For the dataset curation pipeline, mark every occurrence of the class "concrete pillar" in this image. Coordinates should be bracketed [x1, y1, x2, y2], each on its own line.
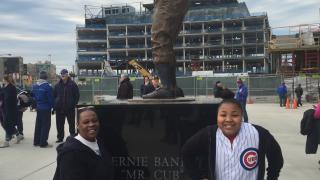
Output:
[203, 48, 205, 59]
[75, 63, 79, 76]
[243, 60, 246, 73]
[222, 61, 225, 72]
[107, 51, 110, 60]
[242, 46, 245, 59]
[222, 33, 225, 45]
[222, 48, 225, 58]
[183, 62, 186, 75]
[242, 20, 245, 30]
[203, 61, 205, 71]
[183, 23, 186, 46]
[125, 26, 128, 48]
[242, 32, 245, 44]
[202, 22, 205, 33]
[145, 25, 147, 35]
[145, 32, 147, 47]
[106, 26, 109, 48]
[202, 34, 205, 46]
[222, 21, 224, 31]
[145, 49, 148, 60]
[264, 58, 268, 73]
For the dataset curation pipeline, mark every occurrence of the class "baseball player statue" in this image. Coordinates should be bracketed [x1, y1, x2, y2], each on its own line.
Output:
[182, 99, 284, 180]
[142, 0, 188, 99]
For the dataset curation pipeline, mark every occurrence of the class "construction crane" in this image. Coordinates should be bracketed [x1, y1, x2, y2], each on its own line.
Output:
[128, 59, 153, 79]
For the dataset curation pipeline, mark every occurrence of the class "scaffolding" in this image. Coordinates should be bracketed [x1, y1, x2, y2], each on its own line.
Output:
[268, 23, 320, 74]
[77, 1, 269, 76]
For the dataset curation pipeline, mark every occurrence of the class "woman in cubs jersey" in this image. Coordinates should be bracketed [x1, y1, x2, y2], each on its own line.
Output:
[182, 99, 283, 180]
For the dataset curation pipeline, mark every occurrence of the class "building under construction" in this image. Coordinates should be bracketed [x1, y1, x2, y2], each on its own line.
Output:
[0, 56, 23, 83]
[268, 23, 320, 74]
[76, 0, 270, 76]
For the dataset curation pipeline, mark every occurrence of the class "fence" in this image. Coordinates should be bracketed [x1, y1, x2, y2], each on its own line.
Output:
[282, 74, 320, 102]
[77, 75, 282, 104]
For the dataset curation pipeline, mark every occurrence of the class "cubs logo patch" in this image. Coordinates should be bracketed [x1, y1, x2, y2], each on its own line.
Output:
[240, 148, 258, 171]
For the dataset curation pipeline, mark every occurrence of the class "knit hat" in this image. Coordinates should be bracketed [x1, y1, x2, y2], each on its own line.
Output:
[60, 69, 68, 75]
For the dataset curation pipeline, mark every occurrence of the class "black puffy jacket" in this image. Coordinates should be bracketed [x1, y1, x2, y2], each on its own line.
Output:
[116, 78, 133, 100]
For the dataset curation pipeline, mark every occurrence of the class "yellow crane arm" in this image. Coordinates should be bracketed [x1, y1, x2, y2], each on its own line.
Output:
[128, 59, 153, 79]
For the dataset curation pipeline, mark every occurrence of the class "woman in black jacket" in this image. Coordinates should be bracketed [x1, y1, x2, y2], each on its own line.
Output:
[0, 74, 18, 148]
[300, 108, 320, 166]
[182, 99, 283, 180]
[117, 74, 133, 100]
[53, 107, 114, 180]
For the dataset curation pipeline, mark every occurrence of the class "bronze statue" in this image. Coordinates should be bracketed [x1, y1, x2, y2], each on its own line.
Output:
[143, 0, 189, 99]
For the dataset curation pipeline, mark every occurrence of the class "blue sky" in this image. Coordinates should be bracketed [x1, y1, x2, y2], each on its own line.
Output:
[0, 0, 319, 71]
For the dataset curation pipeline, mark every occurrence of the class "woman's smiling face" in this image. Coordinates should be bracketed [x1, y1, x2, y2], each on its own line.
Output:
[217, 102, 243, 137]
[77, 110, 100, 142]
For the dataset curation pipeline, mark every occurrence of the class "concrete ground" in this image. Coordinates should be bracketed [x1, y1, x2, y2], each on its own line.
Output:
[0, 103, 319, 180]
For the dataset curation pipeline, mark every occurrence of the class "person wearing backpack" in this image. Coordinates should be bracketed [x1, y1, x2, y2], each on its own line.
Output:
[15, 89, 32, 141]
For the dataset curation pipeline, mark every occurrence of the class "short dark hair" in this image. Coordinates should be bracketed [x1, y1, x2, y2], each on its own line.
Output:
[77, 106, 98, 123]
[218, 98, 243, 115]
[39, 71, 48, 80]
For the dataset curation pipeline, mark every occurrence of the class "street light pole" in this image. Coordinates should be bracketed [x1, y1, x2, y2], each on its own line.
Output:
[48, 54, 52, 63]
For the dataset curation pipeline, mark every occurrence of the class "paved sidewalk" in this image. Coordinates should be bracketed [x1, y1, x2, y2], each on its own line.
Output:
[0, 104, 319, 180]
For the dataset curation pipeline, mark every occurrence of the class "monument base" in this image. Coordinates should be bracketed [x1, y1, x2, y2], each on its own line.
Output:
[128, 97, 196, 103]
[78, 96, 221, 180]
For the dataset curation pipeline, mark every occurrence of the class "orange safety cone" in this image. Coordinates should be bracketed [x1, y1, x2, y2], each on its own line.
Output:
[285, 98, 291, 109]
[292, 99, 297, 109]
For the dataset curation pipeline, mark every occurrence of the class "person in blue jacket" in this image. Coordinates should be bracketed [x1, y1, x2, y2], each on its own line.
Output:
[277, 83, 287, 107]
[235, 78, 248, 122]
[32, 71, 54, 148]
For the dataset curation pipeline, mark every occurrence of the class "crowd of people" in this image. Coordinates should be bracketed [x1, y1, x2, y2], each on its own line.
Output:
[1, 71, 319, 179]
[0, 69, 79, 148]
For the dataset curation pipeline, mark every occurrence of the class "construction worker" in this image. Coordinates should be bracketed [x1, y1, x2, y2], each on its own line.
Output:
[295, 84, 303, 107]
[277, 83, 287, 107]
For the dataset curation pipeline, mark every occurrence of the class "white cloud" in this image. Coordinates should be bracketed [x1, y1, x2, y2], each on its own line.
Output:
[0, 32, 74, 42]
[0, 0, 319, 66]
[245, 0, 320, 27]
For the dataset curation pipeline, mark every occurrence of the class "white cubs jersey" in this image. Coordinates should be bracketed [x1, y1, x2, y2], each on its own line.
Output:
[215, 122, 259, 180]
